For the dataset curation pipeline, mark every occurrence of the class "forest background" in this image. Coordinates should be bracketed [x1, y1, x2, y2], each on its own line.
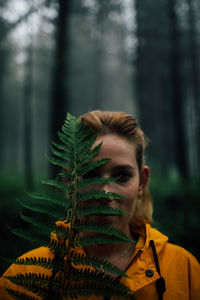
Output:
[0, 0, 200, 275]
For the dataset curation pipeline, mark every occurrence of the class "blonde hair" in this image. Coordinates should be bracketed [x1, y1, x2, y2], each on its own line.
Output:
[79, 110, 153, 228]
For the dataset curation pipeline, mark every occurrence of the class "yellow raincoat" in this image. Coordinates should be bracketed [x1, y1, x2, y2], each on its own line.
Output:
[0, 223, 200, 299]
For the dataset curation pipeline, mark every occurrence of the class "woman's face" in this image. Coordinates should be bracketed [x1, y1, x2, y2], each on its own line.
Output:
[84, 134, 149, 238]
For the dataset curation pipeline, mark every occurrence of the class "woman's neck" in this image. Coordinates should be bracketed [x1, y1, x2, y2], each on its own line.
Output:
[84, 241, 135, 260]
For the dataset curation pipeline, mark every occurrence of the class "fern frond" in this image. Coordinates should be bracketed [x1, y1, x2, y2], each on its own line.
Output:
[5, 273, 60, 298]
[18, 199, 65, 219]
[50, 145, 71, 161]
[51, 141, 68, 152]
[57, 131, 74, 149]
[76, 135, 97, 157]
[75, 234, 130, 247]
[77, 176, 120, 189]
[63, 282, 135, 299]
[19, 212, 70, 242]
[58, 169, 73, 183]
[79, 141, 102, 166]
[19, 212, 53, 234]
[40, 178, 69, 193]
[45, 154, 66, 168]
[70, 252, 128, 278]
[68, 267, 132, 293]
[75, 204, 129, 217]
[15, 257, 54, 270]
[6, 113, 136, 300]
[47, 238, 67, 255]
[74, 221, 135, 243]
[25, 191, 67, 209]
[53, 223, 70, 240]
[77, 190, 125, 203]
[7, 226, 51, 247]
[77, 159, 111, 177]
[5, 288, 39, 300]
[14, 257, 65, 273]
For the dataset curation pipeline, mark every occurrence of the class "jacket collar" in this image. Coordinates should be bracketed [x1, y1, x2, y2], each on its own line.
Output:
[133, 223, 168, 253]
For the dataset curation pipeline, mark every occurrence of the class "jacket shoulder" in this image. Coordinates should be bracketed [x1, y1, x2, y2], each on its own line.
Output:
[164, 242, 199, 264]
[0, 246, 54, 300]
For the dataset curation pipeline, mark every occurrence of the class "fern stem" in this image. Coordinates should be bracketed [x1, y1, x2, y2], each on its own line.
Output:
[59, 123, 78, 300]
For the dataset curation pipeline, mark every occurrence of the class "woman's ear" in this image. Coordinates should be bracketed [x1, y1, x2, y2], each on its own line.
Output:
[137, 166, 149, 196]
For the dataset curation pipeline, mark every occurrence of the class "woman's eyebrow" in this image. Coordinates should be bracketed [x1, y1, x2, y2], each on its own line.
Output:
[113, 165, 135, 172]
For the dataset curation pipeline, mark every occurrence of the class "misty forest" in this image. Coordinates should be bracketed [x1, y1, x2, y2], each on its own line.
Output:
[0, 0, 200, 274]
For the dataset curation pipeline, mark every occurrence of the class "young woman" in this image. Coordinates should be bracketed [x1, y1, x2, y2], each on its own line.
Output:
[0, 110, 200, 299]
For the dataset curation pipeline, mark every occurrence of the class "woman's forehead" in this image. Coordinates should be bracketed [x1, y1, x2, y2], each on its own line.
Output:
[93, 134, 137, 164]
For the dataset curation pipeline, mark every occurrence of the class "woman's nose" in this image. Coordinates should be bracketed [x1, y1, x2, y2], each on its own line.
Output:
[98, 182, 114, 201]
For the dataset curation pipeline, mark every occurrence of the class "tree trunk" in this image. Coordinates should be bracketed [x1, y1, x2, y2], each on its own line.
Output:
[169, 0, 188, 179]
[50, 0, 70, 177]
[187, 0, 200, 178]
[23, 39, 34, 190]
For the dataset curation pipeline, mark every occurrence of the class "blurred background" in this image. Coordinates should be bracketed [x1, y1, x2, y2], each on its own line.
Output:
[0, 0, 200, 274]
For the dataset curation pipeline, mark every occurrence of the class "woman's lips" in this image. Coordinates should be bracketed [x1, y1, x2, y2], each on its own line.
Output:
[90, 214, 117, 220]
[93, 214, 114, 216]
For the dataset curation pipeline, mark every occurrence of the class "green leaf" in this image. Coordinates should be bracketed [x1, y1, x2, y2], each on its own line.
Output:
[14, 257, 64, 273]
[25, 191, 67, 209]
[70, 252, 128, 278]
[45, 155, 69, 169]
[7, 225, 51, 247]
[18, 199, 65, 219]
[78, 159, 111, 177]
[77, 176, 120, 189]
[77, 190, 125, 203]
[5, 113, 136, 300]
[75, 234, 130, 247]
[79, 141, 102, 166]
[40, 179, 69, 193]
[75, 204, 129, 217]
[19, 211, 53, 234]
[74, 221, 135, 243]
[5, 289, 38, 300]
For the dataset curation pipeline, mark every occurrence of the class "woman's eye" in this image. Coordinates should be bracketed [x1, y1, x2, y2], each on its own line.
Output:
[117, 173, 132, 183]
[82, 170, 97, 179]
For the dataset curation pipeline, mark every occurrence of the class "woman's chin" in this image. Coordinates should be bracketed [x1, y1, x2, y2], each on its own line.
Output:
[88, 214, 117, 223]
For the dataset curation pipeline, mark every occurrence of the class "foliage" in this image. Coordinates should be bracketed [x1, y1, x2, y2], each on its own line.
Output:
[3, 113, 136, 299]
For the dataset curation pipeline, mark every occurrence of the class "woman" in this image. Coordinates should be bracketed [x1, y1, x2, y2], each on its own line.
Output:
[0, 110, 200, 299]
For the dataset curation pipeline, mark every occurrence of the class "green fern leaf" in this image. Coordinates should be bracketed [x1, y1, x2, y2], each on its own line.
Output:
[7, 225, 51, 247]
[77, 176, 120, 189]
[74, 221, 135, 243]
[75, 204, 129, 217]
[76, 134, 97, 157]
[75, 234, 130, 247]
[50, 145, 73, 165]
[5, 288, 39, 300]
[63, 282, 135, 299]
[40, 178, 69, 193]
[77, 159, 111, 177]
[77, 190, 125, 203]
[18, 199, 65, 219]
[51, 141, 68, 152]
[68, 267, 133, 295]
[25, 192, 67, 209]
[19, 212, 53, 233]
[79, 141, 102, 166]
[70, 251, 128, 278]
[5, 273, 60, 298]
[5, 113, 136, 299]
[14, 257, 65, 273]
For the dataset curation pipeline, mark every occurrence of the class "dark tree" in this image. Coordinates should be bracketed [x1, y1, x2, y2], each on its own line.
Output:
[49, 0, 71, 176]
[168, 0, 188, 178]
[186, 0, 200, 176]
[23, 37, 34, 190]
